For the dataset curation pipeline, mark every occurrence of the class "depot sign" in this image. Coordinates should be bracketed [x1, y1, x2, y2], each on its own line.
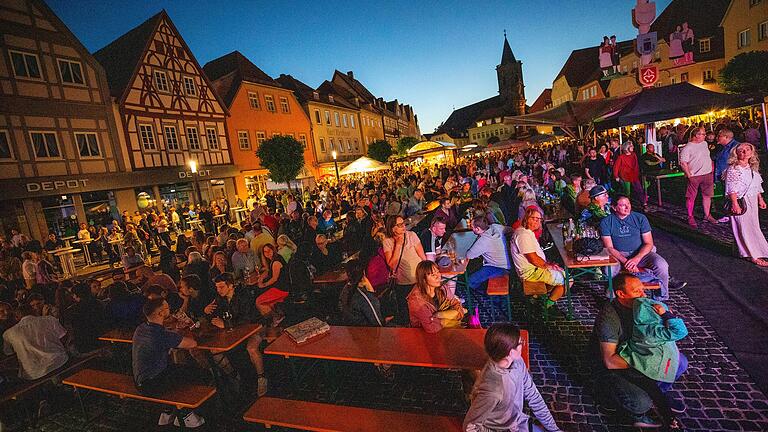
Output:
[26, 179, 90, 192]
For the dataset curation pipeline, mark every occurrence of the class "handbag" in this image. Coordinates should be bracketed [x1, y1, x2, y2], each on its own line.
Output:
[377, 236, 407, 314]
[573, 237, 604, 258]
[722, 169, 754, 216]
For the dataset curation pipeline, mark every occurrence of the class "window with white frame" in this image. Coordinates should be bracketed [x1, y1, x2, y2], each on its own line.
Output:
[237, 130, 250, 150]
[325, 110, 331, 125]
[9, 50, 41, 79]
[346, 139, 352, 151]
[140, 125, 156, 150]
[272, 133, 279, 138]
[183, 76, 197, 96]
[265, 95, 276, 112]
[319, 138, 326, 152]
[350, 115, 355, 128]
[163, 126, 179, 150]
[699, 38, 711, 53]
[154, 70, 169, 92]
[354, 139, 359, 151]
[299, 134, 307, 147]
[206, 127, 219, 149]
[75, 132, 100, 157]
[186, 127, 200, 150]
[338, 138, 344, 153]
[0, 130, 13, 159]
[279, 96, 290, 113]
[334, 112, 340, 127]
[57, 59, 85, 85]
[739, 29, 751, 48]
[329, 138, 334, 152]
[760, 21, 768, 41]
[314, 110, 321, 124]
[342, 114, 348, 127]
[248, 92, 260, 109]
[257, 131, 267, 145]
[703, 69, 714, 82]
[30, 132, 60, 158]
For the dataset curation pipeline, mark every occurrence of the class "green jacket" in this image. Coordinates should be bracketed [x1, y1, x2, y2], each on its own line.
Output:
[618, 298, 688, 383]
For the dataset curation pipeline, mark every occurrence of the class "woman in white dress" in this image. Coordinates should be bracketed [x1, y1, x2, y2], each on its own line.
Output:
[725, 143, 768, 267]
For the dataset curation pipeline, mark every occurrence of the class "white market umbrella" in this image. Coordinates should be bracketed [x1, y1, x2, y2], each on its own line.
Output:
[338, 156, 390, 176]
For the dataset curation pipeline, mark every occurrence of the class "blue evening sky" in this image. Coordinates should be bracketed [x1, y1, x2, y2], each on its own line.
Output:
[47, 0, 671, 134]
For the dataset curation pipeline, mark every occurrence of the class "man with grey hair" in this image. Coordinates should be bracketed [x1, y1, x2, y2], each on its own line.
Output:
[232, 238, 258, 283]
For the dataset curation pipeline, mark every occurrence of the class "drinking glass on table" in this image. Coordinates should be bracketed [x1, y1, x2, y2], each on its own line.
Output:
[221, 311, 233, 331]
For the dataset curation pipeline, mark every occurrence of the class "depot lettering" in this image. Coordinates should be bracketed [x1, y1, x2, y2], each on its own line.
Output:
[26, 179, 89, 192]
[178, 169, 212, 178]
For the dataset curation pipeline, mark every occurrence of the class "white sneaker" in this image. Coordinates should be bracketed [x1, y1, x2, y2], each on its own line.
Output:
[257, 376, 268, 397]
[158, 412, 174, 426]
[173, 411, 205, 428]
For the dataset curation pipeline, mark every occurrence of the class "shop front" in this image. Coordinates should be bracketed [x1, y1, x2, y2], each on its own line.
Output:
[0, 164, 240, 241]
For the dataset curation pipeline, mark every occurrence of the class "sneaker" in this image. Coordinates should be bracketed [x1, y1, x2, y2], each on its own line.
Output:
[257, 376, 268, 397]
[632, 414, 662, 428]
[158, 412, 174, 426]
[669, 278, 688, 290]
[665, 394, 686, 413]
[173, 411, 205, 428]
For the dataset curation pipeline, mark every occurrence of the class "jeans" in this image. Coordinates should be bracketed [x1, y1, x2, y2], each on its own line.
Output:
[467, 266, 509, 290]
[609, 250, 670, 299]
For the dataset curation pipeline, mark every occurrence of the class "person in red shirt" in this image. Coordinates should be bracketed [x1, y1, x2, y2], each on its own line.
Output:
[613, 141, 647, 208]
[261, 208, 279, 237]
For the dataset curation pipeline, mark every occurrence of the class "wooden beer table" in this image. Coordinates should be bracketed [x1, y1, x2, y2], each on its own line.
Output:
[266, 326, 528, 370]
[546, 223, 618, 319]
[99, 323, 262, 354]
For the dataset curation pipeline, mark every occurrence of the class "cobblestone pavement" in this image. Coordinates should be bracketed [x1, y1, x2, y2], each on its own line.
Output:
[7, 271, 768, 432]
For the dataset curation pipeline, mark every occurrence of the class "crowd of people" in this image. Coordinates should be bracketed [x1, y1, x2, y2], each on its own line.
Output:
[0, 113, 765, 430]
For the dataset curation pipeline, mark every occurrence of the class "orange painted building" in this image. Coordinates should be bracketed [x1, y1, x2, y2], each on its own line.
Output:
[204, 51, 313, 198]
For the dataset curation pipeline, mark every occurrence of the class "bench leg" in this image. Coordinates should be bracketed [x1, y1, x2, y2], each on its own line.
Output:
[564, 267, 573, 320]
[174, 407, 186, 431]
[74, 387, 86, 418]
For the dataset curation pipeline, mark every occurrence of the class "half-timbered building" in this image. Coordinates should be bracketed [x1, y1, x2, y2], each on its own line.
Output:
[94, 10, 237, 209]
[0, 0, 125, 241]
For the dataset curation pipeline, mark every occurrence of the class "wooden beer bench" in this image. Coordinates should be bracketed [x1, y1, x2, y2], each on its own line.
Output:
[486, 274, 511, 321]
[243, 397, 463, 432]
[1, 351, 102, 404]
[63, 369, 216, 429]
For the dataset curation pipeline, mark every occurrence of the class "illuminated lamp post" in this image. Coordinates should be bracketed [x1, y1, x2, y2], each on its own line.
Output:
[331, 150, 340, 183]
[189, 160, 203, 204]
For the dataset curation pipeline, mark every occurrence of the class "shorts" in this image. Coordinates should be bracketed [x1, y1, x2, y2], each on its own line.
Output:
[522, 266, 565, 286]
[686, 174, 714, 199]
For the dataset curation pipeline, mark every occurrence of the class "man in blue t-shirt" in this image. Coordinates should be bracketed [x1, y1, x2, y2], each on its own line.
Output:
[600, 196, 686, 300]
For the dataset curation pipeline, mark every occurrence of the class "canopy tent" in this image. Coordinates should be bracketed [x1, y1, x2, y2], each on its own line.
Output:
[503, 96, 636, 139]
[595, 83, 764, 130]
[338, 156, 390, 176]
[406, 140, 457, 155]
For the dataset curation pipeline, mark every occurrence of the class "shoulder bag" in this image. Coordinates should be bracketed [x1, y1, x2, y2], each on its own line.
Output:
[722, 169, 754, 216]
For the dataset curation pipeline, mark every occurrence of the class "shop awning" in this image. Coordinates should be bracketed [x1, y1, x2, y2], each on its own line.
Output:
[338, 156, 390, 176]
[595, 83, 764, 130]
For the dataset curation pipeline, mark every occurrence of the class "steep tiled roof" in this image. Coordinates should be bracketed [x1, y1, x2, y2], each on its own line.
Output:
[202, 51, 281, 107]
[315, 81, 359, 110]
[275, 74, 315, 102]
[332, 70, 376, 103]
[435, 95, 501, 135]
[93, 11, 163, 98]
[555, 40, 633, 89]
[529, 89, 552, 113]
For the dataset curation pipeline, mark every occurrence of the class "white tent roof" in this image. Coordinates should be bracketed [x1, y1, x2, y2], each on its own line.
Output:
[407, 140, 457, 154]
[338, 156, 390, 176]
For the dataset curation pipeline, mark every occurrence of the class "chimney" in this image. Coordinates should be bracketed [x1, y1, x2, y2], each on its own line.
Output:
[312, 91, 319, 100]
[347, 71, 354, 78]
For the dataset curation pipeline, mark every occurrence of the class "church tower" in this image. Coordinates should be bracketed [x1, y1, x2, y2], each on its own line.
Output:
[496, 32, 526, 115]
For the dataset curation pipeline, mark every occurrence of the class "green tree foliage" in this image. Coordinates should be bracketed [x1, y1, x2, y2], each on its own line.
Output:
[396, 136, 420, 156]
[256, 135, 305, 189]
[367, 140, 393, 162]
[718, 51, 768, 94]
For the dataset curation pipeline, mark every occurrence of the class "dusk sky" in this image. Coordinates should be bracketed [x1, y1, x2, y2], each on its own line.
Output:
[47, 0, 672, 134]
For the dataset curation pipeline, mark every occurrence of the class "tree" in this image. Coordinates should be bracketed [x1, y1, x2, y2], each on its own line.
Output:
[396, 136, 420, 156]
[718, 51, 768, 94]
[367, 140, 393, 162]
[256, 135, 305, 190]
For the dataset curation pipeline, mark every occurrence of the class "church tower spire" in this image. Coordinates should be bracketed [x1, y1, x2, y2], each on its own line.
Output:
[496, 32, 525, 115]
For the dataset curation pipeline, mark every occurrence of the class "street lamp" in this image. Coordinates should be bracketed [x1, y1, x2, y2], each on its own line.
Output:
[188, 160, 203, 205]
[331, 150, 339, 183]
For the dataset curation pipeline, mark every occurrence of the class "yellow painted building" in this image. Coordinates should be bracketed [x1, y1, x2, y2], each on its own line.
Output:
[720, 0, 768, 62]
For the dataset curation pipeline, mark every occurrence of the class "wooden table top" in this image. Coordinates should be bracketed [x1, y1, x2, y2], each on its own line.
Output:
[265, 326, 529, 370]
[438, 260, 468, 277]
[546, 223, 617, 269]
[98, 323, 262, 354]
[54, 248, 81, 256]
[313, 269, 348, 284]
